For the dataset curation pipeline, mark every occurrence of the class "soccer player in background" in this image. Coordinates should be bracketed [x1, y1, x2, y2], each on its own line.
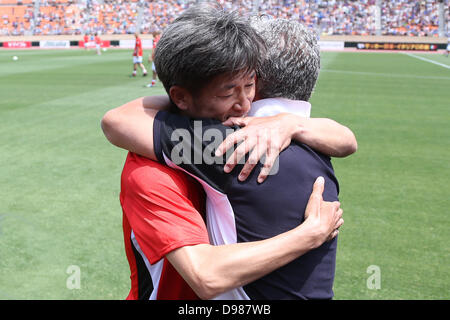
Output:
[94, 33, 102, 56]
[83, 33, 89, 50]
[146, 32, 160, 87]
[132, 33, 147, 77]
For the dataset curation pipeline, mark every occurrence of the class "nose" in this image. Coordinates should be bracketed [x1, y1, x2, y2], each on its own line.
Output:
[233, 91, 252, 116]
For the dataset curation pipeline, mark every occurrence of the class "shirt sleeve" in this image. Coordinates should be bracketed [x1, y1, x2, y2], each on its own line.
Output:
[153, 110, 242, 194]
[121, 156, 210, 264]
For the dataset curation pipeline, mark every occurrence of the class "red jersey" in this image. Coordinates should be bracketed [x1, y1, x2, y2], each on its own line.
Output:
[133, 37, 143, 57]
[120, 152, 209, 300]
[153, 35, 160, 49]
[95, 36, 101, 45]
[84, 35, 88, 42]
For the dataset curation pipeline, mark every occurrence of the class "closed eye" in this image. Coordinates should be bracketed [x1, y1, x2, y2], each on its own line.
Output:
[217, 94, 233, 98]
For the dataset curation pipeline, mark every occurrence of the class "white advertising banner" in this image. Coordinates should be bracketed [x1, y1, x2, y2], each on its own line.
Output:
[318, 41, 345, 51]
[39, 40, 70, 49]
[119, 39, 154, 49]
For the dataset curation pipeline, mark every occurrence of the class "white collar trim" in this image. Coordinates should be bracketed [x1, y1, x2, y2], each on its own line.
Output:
[249, 98, 311, 118]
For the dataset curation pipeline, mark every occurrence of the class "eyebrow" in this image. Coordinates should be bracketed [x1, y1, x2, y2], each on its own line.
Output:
[246, 71, 256, 80]
[223, 84, 237, 90]
[223, 72, 256, 90]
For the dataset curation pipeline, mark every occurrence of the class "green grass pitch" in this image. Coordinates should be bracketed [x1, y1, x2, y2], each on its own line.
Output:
[0, 48, 448, 299]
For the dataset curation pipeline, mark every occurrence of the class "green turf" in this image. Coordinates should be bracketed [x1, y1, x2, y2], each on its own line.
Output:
[0, 49, 448, 299]
[314, 52, 450, 299]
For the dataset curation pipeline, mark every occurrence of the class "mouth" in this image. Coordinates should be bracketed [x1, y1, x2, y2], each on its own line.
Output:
[224, 112, 248, 121]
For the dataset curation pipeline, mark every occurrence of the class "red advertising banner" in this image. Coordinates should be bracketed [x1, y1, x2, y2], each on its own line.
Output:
[3, 41, 32, 48]
[79, 40, 110, 48]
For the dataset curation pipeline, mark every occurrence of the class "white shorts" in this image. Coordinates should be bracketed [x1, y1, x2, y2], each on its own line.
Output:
[133, 56, 143, 64]
[152, 62, 156, 72]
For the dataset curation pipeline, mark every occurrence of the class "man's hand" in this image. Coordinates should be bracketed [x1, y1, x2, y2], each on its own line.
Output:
[215, 113, 358, 184]
[215, 113, 296, 183]
[303, 176, 344, 247]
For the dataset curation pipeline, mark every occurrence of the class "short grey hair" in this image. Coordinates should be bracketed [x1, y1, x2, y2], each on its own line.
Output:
[155, 2, 266, 96]
[250, 17, 320, 102]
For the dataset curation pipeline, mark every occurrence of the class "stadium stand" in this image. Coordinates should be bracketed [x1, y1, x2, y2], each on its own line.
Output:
[0, 0, 448, 37]
[382, 0, 442, 36]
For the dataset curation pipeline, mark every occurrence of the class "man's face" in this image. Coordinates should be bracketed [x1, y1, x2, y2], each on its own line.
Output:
[188, 70, 256, 122]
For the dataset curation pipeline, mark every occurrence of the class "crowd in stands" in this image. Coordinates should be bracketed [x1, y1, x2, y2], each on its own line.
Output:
[0, 0, 447, 37]
[382, 0, 442, 36]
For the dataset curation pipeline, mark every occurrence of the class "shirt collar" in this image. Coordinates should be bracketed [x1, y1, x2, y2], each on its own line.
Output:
[248, 98, 311, 118]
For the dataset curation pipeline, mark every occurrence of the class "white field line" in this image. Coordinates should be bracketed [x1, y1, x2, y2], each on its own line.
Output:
[321, 68, 450, 80]
[403, 52, 450, 70]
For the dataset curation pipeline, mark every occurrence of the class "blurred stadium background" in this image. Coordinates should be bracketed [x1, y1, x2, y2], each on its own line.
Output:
[0, 0, 448, 37]
[0, 0, 449, 300]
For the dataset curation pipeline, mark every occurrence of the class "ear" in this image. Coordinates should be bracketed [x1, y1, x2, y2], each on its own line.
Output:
[169, 86, 193, 111]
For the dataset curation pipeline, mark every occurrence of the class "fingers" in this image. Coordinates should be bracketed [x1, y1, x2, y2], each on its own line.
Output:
[215, 130, 245, 158]
[335, 207, 343, 223]
[221, 117, 250, 127]
[304, 177, 325, 220]
[228, 139, 277, 182]
[217, 127, 280, 182]
[328, 209, 344, 242]
[217, 117, 290, 183]
[328, 222, 343, 241]
[224, 136, 257, 174]
[335, 218, 344, 230]
[238, 142, 267, 181]
[311, 176, 325, 202]
[216, 117, 252, 157]
[256, 145, 279, 183]
[310, 178, 325, 214]
[328, 229, 340, 241]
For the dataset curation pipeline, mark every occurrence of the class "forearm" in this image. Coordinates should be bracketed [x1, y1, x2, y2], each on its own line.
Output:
[101, 97, 158, 160]
[167, 223, 317, 299]
[101, 95, 173, 159]
[142, 95, 172, 111]
[292, 115, 357, 157]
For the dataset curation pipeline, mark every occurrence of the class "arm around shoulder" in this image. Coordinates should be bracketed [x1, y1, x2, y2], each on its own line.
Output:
[292, 115, 358, 157]
[101, 97, 159, 160]
[165, 177, 343, 300]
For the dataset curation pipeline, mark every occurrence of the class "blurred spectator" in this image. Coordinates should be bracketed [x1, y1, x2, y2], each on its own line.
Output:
[381, 0, 442, 37]
[0, 0, 447, 37]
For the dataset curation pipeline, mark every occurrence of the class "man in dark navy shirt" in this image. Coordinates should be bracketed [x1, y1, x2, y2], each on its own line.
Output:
[150, 17, 346, 299]
[102, 5, 354, 299]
